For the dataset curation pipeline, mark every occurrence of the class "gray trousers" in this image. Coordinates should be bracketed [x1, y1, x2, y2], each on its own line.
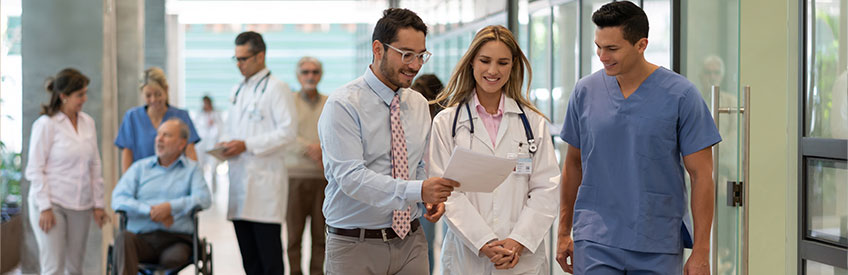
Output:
[113, 230, 193, 275]
[27, 200, 92, 275]
[324, 226, 429, 275]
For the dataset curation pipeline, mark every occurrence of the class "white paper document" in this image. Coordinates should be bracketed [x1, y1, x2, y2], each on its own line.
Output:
[206, 147, 228, 162]
[441, 147, 518, 193]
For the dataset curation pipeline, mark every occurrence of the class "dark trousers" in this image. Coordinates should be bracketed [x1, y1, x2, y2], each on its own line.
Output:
[233, 220, 284, 275]
[114, 230, 192, 275]
[286, 177, 327, 275]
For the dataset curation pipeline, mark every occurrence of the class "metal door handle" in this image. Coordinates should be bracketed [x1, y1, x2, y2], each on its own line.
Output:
[710, 85, 750, 208]
[709, 85, 751, 275]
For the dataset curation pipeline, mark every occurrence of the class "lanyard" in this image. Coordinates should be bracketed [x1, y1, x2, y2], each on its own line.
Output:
[451, 100, 537, 154]
[515, 103, 537, 153]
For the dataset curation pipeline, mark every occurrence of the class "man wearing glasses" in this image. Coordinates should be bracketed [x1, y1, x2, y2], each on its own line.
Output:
[318, 8, 460, 274]
[218, 31, 297, 275]
[285, 56, 329, 275]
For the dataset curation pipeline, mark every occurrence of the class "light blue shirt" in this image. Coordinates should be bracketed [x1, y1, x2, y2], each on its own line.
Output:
[111, 155, 212, 235]
[560, 67, 721, 254]
[115, 105, 201, 162]
[318, 67, 431, 229]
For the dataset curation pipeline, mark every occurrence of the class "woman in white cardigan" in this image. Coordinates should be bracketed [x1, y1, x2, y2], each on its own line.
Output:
[26, 68, 107, 275]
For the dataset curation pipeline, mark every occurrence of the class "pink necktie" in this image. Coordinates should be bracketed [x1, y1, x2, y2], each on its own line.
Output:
[390, 94, 412, 239]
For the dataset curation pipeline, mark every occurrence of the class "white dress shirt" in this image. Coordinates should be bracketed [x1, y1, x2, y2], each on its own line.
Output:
[26, 111, 104, 211]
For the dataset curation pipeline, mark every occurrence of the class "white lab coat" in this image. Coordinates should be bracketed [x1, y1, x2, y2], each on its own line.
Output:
[192, 109, 224, 170]
[192, 110, 224, 152]
[222, 68, 298, 224]
[429, 96, 560, 275]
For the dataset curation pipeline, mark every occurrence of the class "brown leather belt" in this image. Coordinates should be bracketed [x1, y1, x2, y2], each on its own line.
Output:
[327, 219, 421, 241]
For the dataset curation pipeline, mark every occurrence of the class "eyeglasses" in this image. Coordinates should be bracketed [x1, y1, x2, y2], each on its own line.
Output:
[383, 43, 432, 65]
[300, 69, 321, 75]
[232, 53, 257, 63]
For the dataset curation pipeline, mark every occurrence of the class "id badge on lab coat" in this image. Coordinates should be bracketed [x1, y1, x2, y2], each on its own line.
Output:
[247, 107, 264, 122]
[508, 152, 533, 174]
[515, 152, 532, 174]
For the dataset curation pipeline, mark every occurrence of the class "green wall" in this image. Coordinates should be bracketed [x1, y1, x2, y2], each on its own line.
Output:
[740, 0, 799, 273]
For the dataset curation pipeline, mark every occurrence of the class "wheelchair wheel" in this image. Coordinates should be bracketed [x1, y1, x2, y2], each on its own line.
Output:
[106, 245, 115, 275]
[196, 238, 212, 275]
[205, 241, 213, 275]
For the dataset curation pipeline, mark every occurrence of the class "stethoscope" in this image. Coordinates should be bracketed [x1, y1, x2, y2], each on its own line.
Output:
[451, 100, 537, 154]
[233, 71, 272, 105]
[233, 71, 272, 120]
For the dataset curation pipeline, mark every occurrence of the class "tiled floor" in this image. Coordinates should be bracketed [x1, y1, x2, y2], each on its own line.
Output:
[178, 169, 316, 275]
[8, 167, 320, 275]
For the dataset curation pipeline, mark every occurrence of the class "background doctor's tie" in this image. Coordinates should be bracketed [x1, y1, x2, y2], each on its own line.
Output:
[390, 94, 412, 239]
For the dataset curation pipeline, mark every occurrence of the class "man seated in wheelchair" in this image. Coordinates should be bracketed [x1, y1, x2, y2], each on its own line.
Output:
[112, 119, 212, 275]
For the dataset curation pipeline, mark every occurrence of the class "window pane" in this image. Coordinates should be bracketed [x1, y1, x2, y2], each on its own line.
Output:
[529, 8, 551, 118]
[642, 0, 672, 69]
[805, 0, 847, 139]
[806, 158, 848, 247]
[184, 24, 357, 112]
[806, 260, 848, 275]
[581, 0, 609, 76]
[552, 1, 579, 126]
[1, 1, 23, 153]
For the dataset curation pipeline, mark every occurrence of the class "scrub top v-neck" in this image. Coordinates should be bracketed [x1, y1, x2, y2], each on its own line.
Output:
[560, 67, 722, 254]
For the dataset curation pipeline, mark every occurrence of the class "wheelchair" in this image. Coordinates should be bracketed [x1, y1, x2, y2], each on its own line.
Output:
[105, 207, 213, 275]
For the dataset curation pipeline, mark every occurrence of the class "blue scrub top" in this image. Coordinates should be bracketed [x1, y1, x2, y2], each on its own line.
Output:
[115, 105, 201, 162]
[560, 67, 721, 254]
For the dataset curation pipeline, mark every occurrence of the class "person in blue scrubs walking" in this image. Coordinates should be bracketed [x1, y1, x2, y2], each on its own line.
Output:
[555, 2, 721, 274]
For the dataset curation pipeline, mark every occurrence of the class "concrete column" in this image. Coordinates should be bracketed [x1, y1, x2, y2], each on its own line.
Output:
[145, 0, 182, 107]
[145, 0, 166, 71]
[116, 0, 145, 133]
[104, 1, 146, 273]
[507, 0, 519, 36]
[166, 14, 184, 107]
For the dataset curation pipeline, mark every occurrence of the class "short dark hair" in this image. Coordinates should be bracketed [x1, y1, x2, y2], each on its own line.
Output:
[235, 31, 266, 53]
[372, 8, 427, 49]
[591, 1, 649, 45]
[411, 74, 443, 101]
[411, 74, 444, 118]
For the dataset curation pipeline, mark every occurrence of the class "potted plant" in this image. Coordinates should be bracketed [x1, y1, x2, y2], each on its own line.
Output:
[0, 141, 22, 273]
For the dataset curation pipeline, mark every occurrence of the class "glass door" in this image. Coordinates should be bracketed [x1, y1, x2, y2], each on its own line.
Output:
[681, 0, 745, 274]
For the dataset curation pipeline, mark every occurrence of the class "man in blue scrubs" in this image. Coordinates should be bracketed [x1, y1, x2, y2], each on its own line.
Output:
[555, 2, 720, 274]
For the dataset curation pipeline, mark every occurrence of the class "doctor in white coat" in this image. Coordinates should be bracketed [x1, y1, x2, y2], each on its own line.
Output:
[218, 31, 297, 275]
[428, 25, 560, 275]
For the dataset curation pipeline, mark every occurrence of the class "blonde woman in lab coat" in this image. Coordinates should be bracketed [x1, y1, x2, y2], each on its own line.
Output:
[428, 25, 560, 274]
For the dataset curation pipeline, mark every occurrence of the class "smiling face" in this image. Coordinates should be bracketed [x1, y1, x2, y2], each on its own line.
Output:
[372, 27, 426, 90]
[61, 86, 88, 114]
[155, 120, 187, 159]
[594, 26, 647, 76]
[142, 84, 168, 111]
[472, 40, 513, 96]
